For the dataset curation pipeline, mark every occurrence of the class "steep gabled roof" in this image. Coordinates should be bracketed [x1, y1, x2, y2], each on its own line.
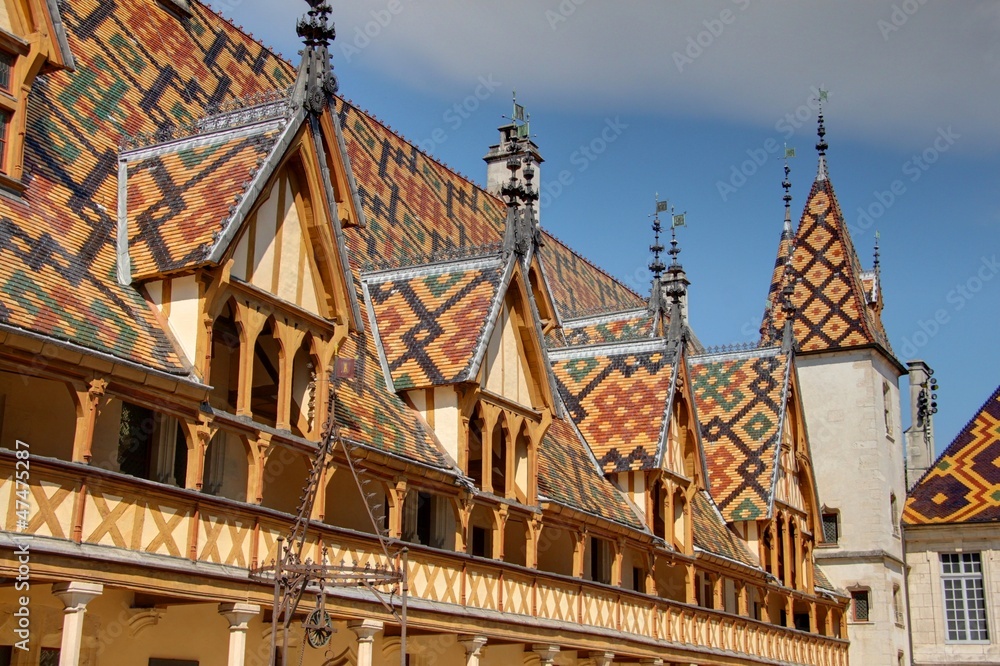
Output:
[122, 113, 290, 279]
[363, 255, 506, 391]
[0, 0, 297, 373]
[692, 491, 760, 569]
[550, 339, 677, 473]
[763, 176, 893, 357]
[690, 347, 790, 522]
[538, 416, 645, 530]
[905, 384, 1000, 526]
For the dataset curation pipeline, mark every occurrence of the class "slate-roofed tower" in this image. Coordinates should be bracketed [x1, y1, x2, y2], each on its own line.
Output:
[760, 100, 911, 665]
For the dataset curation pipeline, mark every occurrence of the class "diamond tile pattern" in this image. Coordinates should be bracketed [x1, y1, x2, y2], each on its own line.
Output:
[366, 260, 504, 390]
[764, 179, 891, 354]
[552, 345, 674, 473]
[539, 417, 644, 529]
[690, 352, 788, 522]
[905, 385, 1000, 525]
[692, 491, 759, 568]
[126, 125, 284, 278]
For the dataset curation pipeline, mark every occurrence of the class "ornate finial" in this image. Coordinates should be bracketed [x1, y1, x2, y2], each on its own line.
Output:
[873, 230, 881, 273]
[293, 1, 338, 114]
[779, 239, 798, 350]
[664, 205, 688, 305]
[816, 88, 829, 181]
[782, 145, 794, 235]
[649, 196, 666, 280]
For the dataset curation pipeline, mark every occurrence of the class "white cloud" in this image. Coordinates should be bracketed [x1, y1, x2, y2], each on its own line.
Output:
[221, 0, 1000, 151]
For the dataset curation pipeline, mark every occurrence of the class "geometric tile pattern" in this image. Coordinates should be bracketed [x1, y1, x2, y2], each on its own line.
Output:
[760, 227, 793, 343]
[538, 417, 644, 529]
[905, 384, 1000, 525]
[366, 260, 504, 390]
[125, 125, 284, 278]
[333, 322, 449, 469]
[0, 0, 294, 372]
[557, 310, 654, 348]
[765, 179, 892, 354]
[535, 231, 646, 318]
[690, 352, 788, 522]
[551, 345, 674, 473]
[692, 491, 760, 568]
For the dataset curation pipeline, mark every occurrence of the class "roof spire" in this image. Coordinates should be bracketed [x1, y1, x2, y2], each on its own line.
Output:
[873, 230, 881, 275]
[649, 195, 667, 281]
[292, 1, 338, 114]
[500, 135, 540, 257]
[815, 88, 829, 181]
[780, 240, 798, 351]
[782, 146, 794, 236]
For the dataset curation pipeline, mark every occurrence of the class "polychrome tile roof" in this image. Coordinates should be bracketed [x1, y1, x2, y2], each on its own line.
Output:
[539, 417, 644, 529]
[692, 491, 760, 569]
[125, 122, 286, 278]
[551, 341, 676, 473]
[536, 231, 647, 318]
[690, 350, 789, 522]
[763, 177, 893, 356]
[0, 0, 298, 372]
[365, 258, 505, 390]
[556, 309, 654, 348]
[760, 228, 793, 343]
[905, 384, 1000, 525]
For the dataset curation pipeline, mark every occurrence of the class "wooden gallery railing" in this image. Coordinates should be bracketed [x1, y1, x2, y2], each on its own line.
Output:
[0, 453, 849, 665]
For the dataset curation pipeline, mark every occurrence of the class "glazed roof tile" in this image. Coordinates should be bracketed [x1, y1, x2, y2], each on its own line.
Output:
[555, 308, 654, 348]
[364, 258, 506, 390]
[763, 178, 893, 356]
[539, 416, 645, 530]
[692, 491, 760, 569]
[551, 340, 676, 473]
[124, 122, 286, 278]
[0, 0, 297, 372]
[690, 349, 789, 522]
[905, 384, 1000, 525]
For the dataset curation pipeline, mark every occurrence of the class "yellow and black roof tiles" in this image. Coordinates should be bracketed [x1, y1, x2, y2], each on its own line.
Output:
[905, 384, 1000, 525]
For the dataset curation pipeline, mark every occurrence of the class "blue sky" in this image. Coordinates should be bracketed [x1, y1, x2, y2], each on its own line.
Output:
[217, 0, 1000, 455]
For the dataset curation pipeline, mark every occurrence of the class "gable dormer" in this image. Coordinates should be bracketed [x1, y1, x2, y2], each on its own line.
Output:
[0, 0, 74, 191]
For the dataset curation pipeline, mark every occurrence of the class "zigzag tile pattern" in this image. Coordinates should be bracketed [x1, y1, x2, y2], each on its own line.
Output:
[690, 353, 787, 522]
[0, 0, 296, 371]
[539, 417, 643, 529]
[692, 491, 759, 568]
[552, 347, 673, 473]
[126, 125, 283, 278]
[366, 262, 504, 390]
[557, 311, 654, 348]
[765, 179, 891, 354]
[905, 384, 1000, 525]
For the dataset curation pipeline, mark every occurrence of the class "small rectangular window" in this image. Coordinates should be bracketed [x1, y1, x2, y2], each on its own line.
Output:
[852, 590, 870, 622]
[941, 553, 989, 642]
[822, 512, 839, 544]
[0, 111, 9, 172]
[0, 52, 12, 92]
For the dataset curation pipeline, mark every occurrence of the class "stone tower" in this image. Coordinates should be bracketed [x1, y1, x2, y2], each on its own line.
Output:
[760, 107, 911, 665]
[484, 95, 543, 220]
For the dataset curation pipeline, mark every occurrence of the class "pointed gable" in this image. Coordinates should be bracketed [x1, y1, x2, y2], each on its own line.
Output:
[690, 348, 790, 522]
[905, 384, 1000, 525]
[364, 255, 506, 391]
[551, 339, 676, 473]
[764, 178, 893, 355]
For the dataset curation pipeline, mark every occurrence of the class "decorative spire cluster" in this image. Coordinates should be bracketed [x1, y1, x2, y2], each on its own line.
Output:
[649, 206, 666, 281]
[500, 138, 540, 256]
[293, 1, 338, 114]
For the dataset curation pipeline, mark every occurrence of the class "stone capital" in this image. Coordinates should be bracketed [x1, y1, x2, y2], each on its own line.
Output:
[458, 634, 488, 657]
[218, 602, 260, 630]
[532, 644, 560, 665]
[590, 651, 615, 666]
[348, 618, 384, 642]
[52, 582, 103, 612]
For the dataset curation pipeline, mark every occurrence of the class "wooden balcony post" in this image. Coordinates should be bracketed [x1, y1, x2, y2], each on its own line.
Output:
[70, 379, 106, 463]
